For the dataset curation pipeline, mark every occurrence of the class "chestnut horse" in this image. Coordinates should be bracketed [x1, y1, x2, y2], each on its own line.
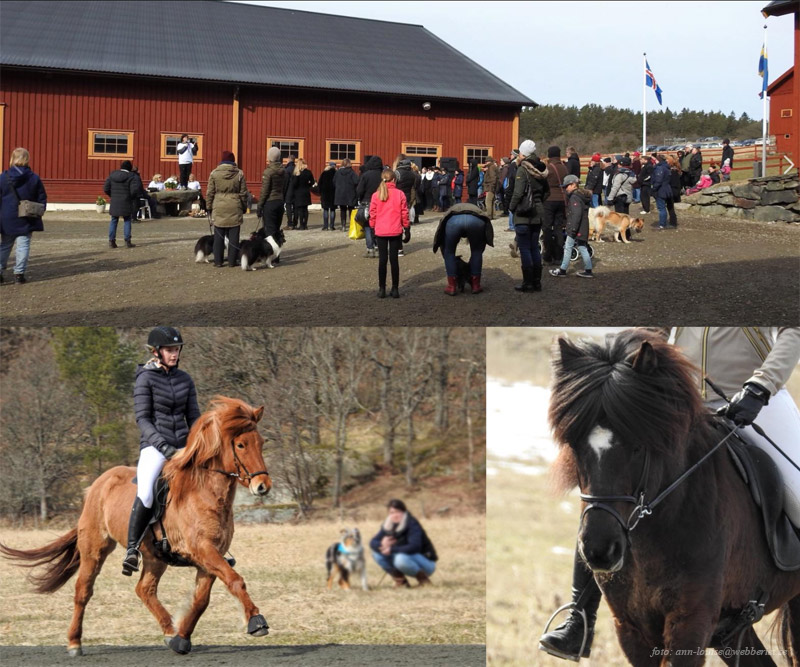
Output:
[549, 330, 800, 666]
[0, 396, 271, 656]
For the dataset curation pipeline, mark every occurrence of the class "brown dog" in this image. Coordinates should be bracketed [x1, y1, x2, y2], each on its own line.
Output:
[589, 206, 644, 243]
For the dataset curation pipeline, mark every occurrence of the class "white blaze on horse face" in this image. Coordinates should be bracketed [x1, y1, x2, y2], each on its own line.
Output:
[588, 426, 615, 461]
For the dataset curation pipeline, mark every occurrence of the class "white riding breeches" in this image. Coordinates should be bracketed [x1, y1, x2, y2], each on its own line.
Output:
[136, 446, 167, 508]
[712, 388, 800, 526]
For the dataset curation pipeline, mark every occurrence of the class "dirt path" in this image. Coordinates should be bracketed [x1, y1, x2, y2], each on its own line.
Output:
[1, 209, 797, 325]
[0, 644, 485, 666]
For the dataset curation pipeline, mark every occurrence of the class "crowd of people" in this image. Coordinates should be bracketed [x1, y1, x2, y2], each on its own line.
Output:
[0, 136, 736, 291]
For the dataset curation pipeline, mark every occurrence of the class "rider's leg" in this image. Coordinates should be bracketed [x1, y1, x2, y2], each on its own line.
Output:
[122, 446, 165, 575]
[539, 547, 602, 660]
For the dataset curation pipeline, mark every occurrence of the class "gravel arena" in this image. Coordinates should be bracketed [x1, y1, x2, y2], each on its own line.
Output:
[1, 208, 798, 326]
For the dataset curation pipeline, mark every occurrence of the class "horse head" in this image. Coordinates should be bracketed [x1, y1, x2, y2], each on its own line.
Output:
[169, 396, 271, 498]
[549, 330, 706, 573]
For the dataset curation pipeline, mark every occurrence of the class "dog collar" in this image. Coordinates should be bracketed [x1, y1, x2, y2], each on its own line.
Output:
[337, 542, 362, 555]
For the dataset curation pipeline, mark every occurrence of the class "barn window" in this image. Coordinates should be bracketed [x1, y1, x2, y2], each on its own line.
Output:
[464, 145, 493, 166]
[326, 140, 362, 165]
[88, 130, 134, 159]
[402, 143, 442, 168]
[161, 133, 204, 162]
[267, 138, 305, 163]
[780, 109, 793, 118]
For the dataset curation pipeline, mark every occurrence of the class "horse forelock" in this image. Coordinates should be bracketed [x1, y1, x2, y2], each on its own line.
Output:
[549, 331, 705, 458]
[163, 396, 261, 503]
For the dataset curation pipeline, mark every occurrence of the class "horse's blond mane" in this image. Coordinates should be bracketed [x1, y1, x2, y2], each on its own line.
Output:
[163, 396, 260, 501]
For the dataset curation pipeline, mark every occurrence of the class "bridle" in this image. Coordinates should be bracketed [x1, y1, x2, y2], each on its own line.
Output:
[207, 438, 269, 484]
[579, 424, 740, 534]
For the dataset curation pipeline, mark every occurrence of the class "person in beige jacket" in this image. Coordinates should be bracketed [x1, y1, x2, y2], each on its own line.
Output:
[206, 151, 249, 267]
[482, 157, 499, 220]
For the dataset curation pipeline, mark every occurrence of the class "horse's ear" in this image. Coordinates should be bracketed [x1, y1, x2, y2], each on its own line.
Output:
[556, 336, 582, 364]
[253, 406, 265, 423]
[631, 341, 659, 375]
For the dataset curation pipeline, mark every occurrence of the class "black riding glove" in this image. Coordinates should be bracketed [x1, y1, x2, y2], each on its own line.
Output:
[717, 383, 769, 426]
[402, 227, 411, 244]
[160, 444, 179, 460]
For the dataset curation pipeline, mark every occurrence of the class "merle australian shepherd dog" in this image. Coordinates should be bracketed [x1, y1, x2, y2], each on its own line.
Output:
[325, 528, 369, 591]
[239, 228, 285, 270]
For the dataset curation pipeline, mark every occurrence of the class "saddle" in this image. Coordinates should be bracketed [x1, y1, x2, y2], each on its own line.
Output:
[131, 474, 194, 568]
[725, 427, 800, 572]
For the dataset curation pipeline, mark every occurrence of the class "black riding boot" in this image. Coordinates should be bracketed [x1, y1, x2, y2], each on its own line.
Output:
[122, 497, 153, 576]
[539, 550, 601, 660]
[514, 266, 536, 292]
[532, 263, 542, 292]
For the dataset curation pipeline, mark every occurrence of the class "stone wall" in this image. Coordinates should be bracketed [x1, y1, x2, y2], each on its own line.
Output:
[682, 174, 799, 223]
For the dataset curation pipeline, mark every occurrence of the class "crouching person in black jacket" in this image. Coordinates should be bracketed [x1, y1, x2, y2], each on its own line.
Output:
[370, 499, 438, 588]
[550, 175, 594, 278]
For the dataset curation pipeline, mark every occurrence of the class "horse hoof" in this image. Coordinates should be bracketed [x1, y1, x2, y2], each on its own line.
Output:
[167, 634, 192, 654]
[247, 614, 269, 636]
[67, 646, 83, 657]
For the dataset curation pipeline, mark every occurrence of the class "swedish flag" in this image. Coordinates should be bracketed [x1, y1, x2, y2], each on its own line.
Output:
[758, 43, 768, 98]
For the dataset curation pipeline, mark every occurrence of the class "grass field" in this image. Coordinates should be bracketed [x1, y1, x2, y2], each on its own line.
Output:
[0, 513, 484, 649]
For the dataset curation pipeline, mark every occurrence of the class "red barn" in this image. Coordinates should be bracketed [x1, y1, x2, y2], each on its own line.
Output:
[0, 0, 533, 203]
[763, 0, 799, 158]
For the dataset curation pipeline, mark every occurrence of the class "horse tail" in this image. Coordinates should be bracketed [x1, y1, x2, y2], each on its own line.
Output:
[0, 528, 80, 594]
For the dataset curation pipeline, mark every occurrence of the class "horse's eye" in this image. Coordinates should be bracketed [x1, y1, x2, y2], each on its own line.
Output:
[236, 442, 244, 449]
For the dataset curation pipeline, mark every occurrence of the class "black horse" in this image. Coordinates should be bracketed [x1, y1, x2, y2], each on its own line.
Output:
[548, 329, 800, 666]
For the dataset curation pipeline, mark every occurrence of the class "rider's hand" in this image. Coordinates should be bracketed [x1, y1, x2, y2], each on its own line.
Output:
[161, 445, 179, 460]
[717, 383, 769, 426]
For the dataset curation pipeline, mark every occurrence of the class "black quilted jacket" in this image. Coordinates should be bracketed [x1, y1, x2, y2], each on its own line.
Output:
[134, 361, 201, 456]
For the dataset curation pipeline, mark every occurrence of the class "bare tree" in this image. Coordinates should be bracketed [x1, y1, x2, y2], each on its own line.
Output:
[367, 331, 404, 469]
[433, 328, 450, 431]
[0, 341, 86, 521]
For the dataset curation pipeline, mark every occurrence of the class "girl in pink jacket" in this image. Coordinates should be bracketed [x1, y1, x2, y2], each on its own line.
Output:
[686, 171, 713, 195]
[370, 168, 410, 298]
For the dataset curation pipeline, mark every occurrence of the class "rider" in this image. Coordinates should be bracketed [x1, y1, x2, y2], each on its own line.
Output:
[539, 326, 800, 661]
[122, 327, 200, 576]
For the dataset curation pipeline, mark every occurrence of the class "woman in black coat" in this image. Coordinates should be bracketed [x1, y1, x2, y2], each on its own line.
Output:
[0, 147, 47, 284]
[466, 161, 480, 205]
[318, 163, 337, 230]
[333, 159, 359, 231]
[122, 327, 200, 576]
[103, 159, 139, 248]
[290, 159, 315, 230]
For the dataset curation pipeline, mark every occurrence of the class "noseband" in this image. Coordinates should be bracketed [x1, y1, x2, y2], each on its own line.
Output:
[208, 439, 269, 484]
[579, 425, 740, 534]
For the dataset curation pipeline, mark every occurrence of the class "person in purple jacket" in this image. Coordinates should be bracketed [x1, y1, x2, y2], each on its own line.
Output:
[370, 499, 438, 588]
[0, 147, 47, 284]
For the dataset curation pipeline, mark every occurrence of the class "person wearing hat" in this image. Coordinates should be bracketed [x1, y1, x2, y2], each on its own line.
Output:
[542, 146, 569, 264]
[103, 159, 139, 249]
[607, 155, 637, 216]
[584, 153, 604, 209]
[258, 147, 286, 239]
[509, 139, 549, 292]
[122, 327, 200, 576]
[206, 151, 250, 267]
[318, 162, 337, 230]
[550, 174, 593, 279]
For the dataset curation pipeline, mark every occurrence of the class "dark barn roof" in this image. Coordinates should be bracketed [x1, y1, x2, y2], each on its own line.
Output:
[0, 0, 534, 106]
[761, 0, 798, 17]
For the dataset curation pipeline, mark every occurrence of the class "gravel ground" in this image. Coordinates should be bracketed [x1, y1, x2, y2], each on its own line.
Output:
[0, 208, 797, 326]
[0, 644, 485, 666]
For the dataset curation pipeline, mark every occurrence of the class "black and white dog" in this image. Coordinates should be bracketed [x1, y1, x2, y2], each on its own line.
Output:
[194, 234, 227, 263]
[325, 528, 369, 591]
[240, 228, 285, 270]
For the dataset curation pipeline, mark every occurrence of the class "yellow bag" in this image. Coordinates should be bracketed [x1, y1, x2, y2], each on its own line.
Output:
[348, 209, 365, 240]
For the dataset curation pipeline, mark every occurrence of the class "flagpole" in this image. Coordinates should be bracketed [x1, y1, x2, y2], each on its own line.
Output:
[762, 24, 768, 176]
[642, 52, 647, 155]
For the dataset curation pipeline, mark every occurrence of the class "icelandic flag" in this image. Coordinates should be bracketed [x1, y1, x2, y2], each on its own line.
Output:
[645, 59, 663, 106]
[758, 42, 768, 98]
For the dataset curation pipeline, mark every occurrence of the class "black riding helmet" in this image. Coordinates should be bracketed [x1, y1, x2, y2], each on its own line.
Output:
[147, 326, 185, 351]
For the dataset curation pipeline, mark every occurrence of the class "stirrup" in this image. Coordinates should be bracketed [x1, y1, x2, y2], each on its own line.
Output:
[122, 548, 141, 576]
[538, 602, 590, 662]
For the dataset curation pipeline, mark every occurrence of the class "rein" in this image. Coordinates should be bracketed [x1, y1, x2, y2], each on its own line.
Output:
[206, 440, 269, 484]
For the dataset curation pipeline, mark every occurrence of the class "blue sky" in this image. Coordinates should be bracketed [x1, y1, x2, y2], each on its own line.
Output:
[235, 1, 794, 120]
